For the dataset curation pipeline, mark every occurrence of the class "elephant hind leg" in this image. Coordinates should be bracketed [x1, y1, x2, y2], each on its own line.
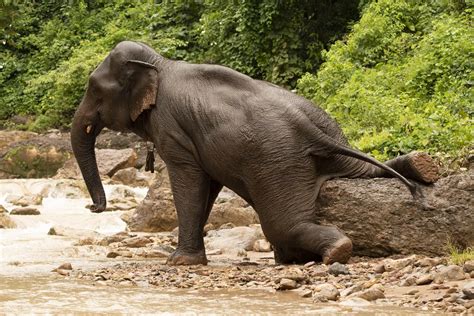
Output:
[273, 222, 352, 264]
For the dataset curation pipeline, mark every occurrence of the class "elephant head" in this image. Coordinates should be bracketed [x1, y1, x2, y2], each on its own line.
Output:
[70, 41, 162, 212]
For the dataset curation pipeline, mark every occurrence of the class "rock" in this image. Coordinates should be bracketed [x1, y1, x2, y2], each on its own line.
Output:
[0, 210, 16, 229]
[55, 269, 70, 276]
[328, 262, 349, 276]
[313, 283, 340, 301]
[339, 297, 371, 307]
[374, 263, 385, 274]
[48, 225, 103, 239]
[111, 167, 156, 187]
[314, 168, 474, 256]
[128, 175, 259, 232]
[10, 207, 40, 215]
[340, 284, 363, 297]
[253, 239, 272, 252]
[205, 226, 264, 253]
[219, 222, 236, 230]
[278, 278, 297, 290]
[303, 261, 316, 268]
[400, 275, 417, 287]
[6, 194, 43, 206]
[106, 250, 132, 258]
[415, 257, 445, 267]
[434, 265, 466, 283]
[462, 281, 474, 299]
[352, 284, 385, 301]
[464, 260, 474, 273]
[120, 236, 152, 248]
[416, 273, 434, 285]
[55, 148, 137, 179]
[281, 267, 306, 282]
[383, 256, 416, 272]
[143, 245, 172, 258]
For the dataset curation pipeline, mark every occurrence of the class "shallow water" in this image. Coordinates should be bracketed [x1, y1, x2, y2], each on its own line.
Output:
[0, 179, 435, 314]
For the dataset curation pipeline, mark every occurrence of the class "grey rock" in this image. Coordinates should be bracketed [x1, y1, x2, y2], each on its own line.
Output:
[463, 260, 474, 273]
[415, 273, 434, 285]
[314, 169, 474, 256]
[205, 226, 264, 253]
[383, 256, 416, 272]
[328, 262, 349, 276]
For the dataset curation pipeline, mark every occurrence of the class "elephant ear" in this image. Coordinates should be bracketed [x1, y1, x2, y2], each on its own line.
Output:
[126, 60, 159, 122]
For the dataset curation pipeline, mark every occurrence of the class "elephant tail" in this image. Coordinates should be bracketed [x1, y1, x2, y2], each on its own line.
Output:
[307, 126, 422, 200]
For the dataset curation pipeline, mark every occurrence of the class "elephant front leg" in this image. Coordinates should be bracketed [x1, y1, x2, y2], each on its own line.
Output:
[166, 164, 213, 266]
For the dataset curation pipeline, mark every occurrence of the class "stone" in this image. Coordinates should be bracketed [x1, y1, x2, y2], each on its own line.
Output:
[463, 260, 474, 273]
[97, 232, 131, 246]
[106, 250, 132, 258]
[48, 225, 103, 239]
[400, 275, 417, 287]
[416, 257, 445, 267]
[10, 207, 40, 215]
[6, 194, 43, 207]
[120, 236, 152, 248]
[340, 284, 363, 297]
[328, 262, 349, 276]
[374, 263, 385, 274]
[278, 278, 297, 290]
[143, 245, 172, 258]
[339, 297, 371, 307]
[281, 267, 306, 282]
[352, 284, 385, 301]
[434, 265, 466, 283]
[205, 226, 264, 253]
[253, 239, 272, 252]
[462, 281, 474, 299]
[56, 263, 73, 270]
[313, 168, 473, 257]
[313, 283, 340, 301]
[416, 273, 434, 285]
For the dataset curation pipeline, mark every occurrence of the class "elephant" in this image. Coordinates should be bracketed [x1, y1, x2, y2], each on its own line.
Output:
[71, 41, 438, 266]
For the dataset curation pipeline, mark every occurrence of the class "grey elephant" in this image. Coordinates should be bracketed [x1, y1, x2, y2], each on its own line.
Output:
[71, 41, 438, 265]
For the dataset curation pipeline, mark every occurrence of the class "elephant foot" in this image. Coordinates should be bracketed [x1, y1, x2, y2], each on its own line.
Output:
[322, 236, 353, 265]
[167, 249, 208, 266]
[406, 152, 439, 184]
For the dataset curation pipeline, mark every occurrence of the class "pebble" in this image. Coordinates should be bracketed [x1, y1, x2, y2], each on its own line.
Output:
[120, 236, 152, 248]
[303, 261, 316, 268]
[352, 284, 385, 301]
[57, 263, 73, 270]
[328, 262, 349, 276]
[374, 263, 385, 274]
[463, 260, 474, 273]
[298, 289, 313, 298]
[462, 281, 474, 299]
[383, 256, 416, 272]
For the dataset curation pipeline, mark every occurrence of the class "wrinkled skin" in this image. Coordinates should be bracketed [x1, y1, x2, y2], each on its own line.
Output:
[71, 41, 437, 265]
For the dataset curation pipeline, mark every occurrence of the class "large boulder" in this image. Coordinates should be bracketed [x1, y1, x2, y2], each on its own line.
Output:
[55, 148, 137, 179]
[314, 168, 473, 257]
[127, 170, 259, 232]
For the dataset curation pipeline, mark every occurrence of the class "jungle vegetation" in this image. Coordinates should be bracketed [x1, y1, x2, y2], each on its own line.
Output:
[0, 0, 472, 166]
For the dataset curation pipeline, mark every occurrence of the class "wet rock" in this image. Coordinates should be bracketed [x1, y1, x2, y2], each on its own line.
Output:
[298, 289, 313, 298]
[339, 297, 371, 307]
[462, 281, 474, 299]
[120, 236, 152, 248]
[278, 278, 297, 290]
[351, 284, 385, 301]
[313, 283, 340, 301]
[56, 269, 70, 276]
[280, 267, 306, 282]
[253, 239, 272, 252]
[111, 167, 156, 187]
[106, 250, 133, 258]
[205, 226, 264, 253]
[10, 207, 40, 215]
[434, 265, 466, 283]
[48, 225, 103, 239]
[340, 284, 363, 297]
[0, 208, 16, 229]
[463, 260, 474, 273]
[416, 273, 434, 285]
[328, 262, 349, 276]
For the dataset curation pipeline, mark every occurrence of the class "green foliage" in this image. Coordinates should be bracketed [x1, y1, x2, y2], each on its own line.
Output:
[447, 241, 474, 265]
[298, 0, 473, 163]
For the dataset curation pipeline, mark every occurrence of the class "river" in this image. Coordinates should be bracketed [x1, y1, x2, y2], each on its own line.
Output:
[0, 179, 436, 314]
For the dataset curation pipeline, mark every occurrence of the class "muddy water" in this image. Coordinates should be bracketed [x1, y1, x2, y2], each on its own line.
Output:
[0, 180, 434, 314]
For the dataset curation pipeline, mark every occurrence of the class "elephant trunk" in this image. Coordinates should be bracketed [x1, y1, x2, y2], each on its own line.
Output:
[70, 109, 106, 213]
